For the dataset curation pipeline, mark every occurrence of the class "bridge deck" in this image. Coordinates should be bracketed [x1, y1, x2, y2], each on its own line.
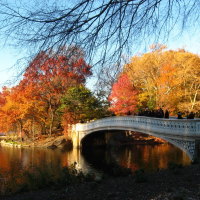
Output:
[73, 116, 200, 137]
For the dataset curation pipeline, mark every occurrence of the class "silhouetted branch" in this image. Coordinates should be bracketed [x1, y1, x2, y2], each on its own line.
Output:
[0, 0, 199, 91]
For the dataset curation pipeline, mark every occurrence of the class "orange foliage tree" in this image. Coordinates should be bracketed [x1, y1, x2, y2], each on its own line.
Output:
[0, 84, 47, 139]
[0, 87, 14, 133]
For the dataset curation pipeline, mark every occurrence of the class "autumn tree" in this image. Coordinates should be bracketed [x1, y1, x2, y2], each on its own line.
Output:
[0, 47, 92, 138]
[0, 87, 26, 139]
[0, 84, 46, 139]
[125, 45, 168, 109]
[0, 87, 13, 133]
[108, 73, 138, 115]
[125, 46, 200, 113]
[18, 48, 92, 135]
[172, 50, 200, 112]
[12, 85, 47, 139]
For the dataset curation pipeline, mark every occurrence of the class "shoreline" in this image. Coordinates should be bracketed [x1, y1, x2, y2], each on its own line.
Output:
[0, 133, 166, 149]
[0, 135, 72, 149]
[1, 163, 200, 200]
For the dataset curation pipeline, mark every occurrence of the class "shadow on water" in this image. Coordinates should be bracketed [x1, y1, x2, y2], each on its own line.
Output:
[80, 130, 191, 174]
[81, 144, 191, 174]
[81, 147, 134, 176]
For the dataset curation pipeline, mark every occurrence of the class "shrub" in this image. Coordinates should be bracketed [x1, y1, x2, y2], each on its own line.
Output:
[0, 162, 95, 195]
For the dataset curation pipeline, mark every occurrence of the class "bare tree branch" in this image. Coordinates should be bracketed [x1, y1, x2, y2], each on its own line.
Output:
[0, 0, 199, 90]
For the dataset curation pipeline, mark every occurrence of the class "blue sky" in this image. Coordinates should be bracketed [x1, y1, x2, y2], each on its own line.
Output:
[0, 47, 17, 87]
[0, 1, 199, 90]
[1, 29, 199, 90]
[0, 47, 24, 88]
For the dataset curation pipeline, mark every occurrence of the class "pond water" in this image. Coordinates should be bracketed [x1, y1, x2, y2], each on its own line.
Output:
[0, 142, 191, 177]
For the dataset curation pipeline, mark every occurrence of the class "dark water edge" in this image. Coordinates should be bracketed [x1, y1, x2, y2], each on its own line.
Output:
[0, 143, 193, 196]
[0, 143, 191, 176]
[1, 155, 199, 200]
[82, 143, 191, 174]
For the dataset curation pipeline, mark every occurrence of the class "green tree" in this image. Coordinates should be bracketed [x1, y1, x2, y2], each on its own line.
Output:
[60, 85, 107, 125]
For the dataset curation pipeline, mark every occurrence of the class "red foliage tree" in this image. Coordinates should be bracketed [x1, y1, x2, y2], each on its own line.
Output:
[108, 74, 138, 115]
[0, 48, 92, 137]
[19, 49, 92, 135]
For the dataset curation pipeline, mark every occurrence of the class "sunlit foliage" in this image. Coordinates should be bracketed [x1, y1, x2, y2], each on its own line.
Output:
[123, 46, 200, 113]
[108, 74, 138, 115]
[0, 48, 98, 138]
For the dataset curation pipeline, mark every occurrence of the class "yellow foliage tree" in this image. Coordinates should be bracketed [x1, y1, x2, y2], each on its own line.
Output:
[125, 46, 200, 114]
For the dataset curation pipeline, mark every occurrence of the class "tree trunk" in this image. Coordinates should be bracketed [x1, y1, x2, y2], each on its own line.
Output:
[18, 120, 23, 142]
[49, 103, 54, 136]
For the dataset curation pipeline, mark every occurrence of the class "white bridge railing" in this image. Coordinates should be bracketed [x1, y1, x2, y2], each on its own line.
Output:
[73, 116, 200, 137]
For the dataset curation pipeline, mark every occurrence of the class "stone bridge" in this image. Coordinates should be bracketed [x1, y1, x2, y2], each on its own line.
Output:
[69, 116, 200, 160]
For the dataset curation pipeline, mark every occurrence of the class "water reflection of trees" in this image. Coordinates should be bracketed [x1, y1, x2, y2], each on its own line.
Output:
[0, 147, 65, 173]
[117, 144, 191, 171]
[0, 143, 191, 178]
[0, 147, 96, 176]
[82, 144, 191, 173]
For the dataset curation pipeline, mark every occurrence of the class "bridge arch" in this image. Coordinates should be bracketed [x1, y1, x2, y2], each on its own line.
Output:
[70, 116, 200, 160]
[80, 128, 195, 160]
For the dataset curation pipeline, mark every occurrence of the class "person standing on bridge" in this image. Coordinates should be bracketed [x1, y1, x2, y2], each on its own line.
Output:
[177, 112, 183, 119]
[187, 112, 195, 119]
[164, 110, 169, 118]
[158, 108, 164, 118]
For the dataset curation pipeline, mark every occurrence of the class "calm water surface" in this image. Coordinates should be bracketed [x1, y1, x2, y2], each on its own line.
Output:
[0, 143, 191, 177]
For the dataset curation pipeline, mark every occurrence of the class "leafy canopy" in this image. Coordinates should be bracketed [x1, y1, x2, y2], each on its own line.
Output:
[60, 85, 107, 124]
[108, 73, 138, 115]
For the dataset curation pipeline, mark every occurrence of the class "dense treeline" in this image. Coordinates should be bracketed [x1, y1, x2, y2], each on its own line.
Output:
[109, 46, 200, 116]
[0, 47, 108, 139]
[1, 45, 199, 139]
